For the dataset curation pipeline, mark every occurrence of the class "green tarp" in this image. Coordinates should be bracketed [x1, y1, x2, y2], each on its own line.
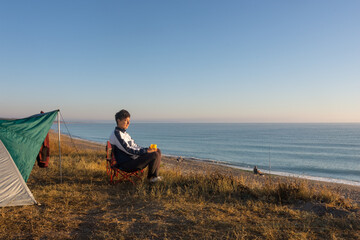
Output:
[0, 110, 58, 182]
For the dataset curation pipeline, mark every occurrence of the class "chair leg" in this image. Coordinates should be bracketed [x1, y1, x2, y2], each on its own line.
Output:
[106, 160, 112, 176]
[106, 158, 144, 185]
[109, 168, 115, 184]
[110, 169, 144, 185]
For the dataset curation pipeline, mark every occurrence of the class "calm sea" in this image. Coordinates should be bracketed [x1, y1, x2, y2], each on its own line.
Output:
[52, 123, 360, 186]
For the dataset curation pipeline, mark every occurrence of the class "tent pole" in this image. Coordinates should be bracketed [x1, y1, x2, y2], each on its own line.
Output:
[57, 111, 62, 183]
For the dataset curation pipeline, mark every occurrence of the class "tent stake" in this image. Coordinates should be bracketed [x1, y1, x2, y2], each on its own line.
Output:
[57, 111, 62, 184]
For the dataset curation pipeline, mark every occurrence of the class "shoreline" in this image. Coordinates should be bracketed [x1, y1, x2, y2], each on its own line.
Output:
[164, 155, 360, 187]
[161, 155, 360, 204]
[57, 130, 360, 186]
[62, 131, 360, 187]
[218, 163, 360, 187]
[56, 132, 360, 203]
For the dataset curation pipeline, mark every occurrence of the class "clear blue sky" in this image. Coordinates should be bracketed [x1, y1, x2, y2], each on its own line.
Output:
[1, 0, 359, 122]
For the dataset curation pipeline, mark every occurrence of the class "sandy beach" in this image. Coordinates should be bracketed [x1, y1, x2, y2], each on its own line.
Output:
[162, 155, 360, 204]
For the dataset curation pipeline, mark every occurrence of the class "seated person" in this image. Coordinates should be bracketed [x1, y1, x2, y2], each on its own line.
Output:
[253, 166, 264, 176]
[109, 109, 162, 183]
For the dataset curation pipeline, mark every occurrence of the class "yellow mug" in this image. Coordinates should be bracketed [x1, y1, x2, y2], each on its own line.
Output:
[150, 144, 157, 150]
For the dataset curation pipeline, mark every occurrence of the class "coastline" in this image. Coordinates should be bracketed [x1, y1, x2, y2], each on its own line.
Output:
[53, 123, 360, 185]
[164, 155, 360, 187]
[161, 155, 360, 204]
[56, 131, 360, 203]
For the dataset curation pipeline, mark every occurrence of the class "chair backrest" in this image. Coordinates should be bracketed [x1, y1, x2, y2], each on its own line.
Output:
[106, 141, 112, 160]
[106, 141, 117, 165]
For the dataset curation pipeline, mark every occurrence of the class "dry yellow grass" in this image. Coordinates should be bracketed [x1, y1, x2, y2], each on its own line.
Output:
[0, 133, 359, 239]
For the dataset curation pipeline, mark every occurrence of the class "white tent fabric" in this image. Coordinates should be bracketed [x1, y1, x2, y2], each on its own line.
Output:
[0, 140, 37, 207]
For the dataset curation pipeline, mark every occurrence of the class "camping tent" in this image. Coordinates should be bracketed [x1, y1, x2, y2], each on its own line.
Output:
[0, 110, 58, 207]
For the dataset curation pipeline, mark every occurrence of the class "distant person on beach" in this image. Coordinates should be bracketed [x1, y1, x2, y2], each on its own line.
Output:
[253, 166, 264, 176]
[109, 109, 162, 183]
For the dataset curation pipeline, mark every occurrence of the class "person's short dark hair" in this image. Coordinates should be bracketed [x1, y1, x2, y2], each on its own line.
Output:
[115, 109, 130, 122]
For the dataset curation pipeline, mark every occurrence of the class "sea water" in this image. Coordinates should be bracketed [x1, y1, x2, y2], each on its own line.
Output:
[52, 123, 360, 186]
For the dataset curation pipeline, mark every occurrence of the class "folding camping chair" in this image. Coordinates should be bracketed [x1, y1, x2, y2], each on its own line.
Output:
[106, 141, 143, 185]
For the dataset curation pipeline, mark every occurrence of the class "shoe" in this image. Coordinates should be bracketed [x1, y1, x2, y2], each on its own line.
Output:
[149, 176, 162, 183]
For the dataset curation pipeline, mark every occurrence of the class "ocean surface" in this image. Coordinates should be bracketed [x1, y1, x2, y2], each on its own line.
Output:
[52, 123, 360, 186]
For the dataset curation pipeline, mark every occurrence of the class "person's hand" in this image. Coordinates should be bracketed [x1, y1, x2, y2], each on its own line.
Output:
[147, 148, 157, 153]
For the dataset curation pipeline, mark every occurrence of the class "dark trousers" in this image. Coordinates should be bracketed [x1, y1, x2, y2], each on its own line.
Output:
[119, 149, 161, 179]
